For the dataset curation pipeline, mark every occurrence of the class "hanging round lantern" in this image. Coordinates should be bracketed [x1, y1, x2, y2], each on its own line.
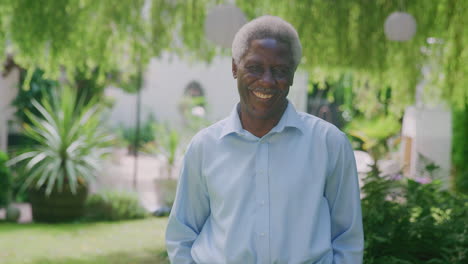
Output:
[204, 4, 247, 48]
[384, 12, 417, 42]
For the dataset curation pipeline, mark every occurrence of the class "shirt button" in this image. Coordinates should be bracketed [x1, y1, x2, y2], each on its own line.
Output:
[260, 200, 265, 205]
[260, 232, 265, 237]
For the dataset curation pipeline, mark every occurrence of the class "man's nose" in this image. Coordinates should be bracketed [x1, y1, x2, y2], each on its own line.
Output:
[259, 69, 275, 86]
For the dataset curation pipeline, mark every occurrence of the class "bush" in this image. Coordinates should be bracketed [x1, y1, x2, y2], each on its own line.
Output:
[118, 116, 158, 154]
[362, 165, 468, 263]
[84, 190, 149, 221]
[0, 151, 12, 208]
[12, 69, 57, 125]
[452, 104, 468, 194]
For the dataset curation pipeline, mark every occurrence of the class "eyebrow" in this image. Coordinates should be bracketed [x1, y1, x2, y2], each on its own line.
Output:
[243, 58, 291, 67]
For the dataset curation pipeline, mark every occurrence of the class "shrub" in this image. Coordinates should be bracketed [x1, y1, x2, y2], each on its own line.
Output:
[362, 165, 468, 263]
[452, 104, 468, 194]
[12, 69, 57, 125]
[118, 116, 158, 154]
[85, 190, 149, 221]
[0, 151, 12, 208]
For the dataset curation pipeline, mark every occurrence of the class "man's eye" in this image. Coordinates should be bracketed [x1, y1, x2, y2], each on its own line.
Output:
[272, 67, 290, 78]
[246, 65, 263, 74]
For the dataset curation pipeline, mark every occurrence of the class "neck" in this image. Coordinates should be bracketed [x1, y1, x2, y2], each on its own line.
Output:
[238, 101, 288, 138]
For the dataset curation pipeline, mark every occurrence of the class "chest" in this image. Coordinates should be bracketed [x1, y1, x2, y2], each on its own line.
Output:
[202, 133, 330, 211]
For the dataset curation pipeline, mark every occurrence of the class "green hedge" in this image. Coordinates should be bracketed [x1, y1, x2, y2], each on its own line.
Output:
[84, 190, 149, 221]
[0, 151, 12, 208]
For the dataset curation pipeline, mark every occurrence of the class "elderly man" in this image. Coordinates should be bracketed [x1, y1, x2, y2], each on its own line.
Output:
[166, 15, 364, 264]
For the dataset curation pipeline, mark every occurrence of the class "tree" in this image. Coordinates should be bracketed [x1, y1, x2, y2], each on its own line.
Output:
[0, 0, 220, 89]
[1, 1, 466, 111]
[236, 0, 468, 112]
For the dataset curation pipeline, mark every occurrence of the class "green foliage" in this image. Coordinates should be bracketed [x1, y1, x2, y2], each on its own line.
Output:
[362, 167, 468, 263]
[452, 104, 468, 194]
[0, 1, 466, 114]
[346, 115, 401, 159]
[12, 69, 58, 124]
[179, 95, 211, 136]
[0, 151, 12, 208]
[118, 116, 158, 154]
[7, 86, 113, 196]
[2, 1, 466, 113]
[85, 190, 149, 221]
[327, 73, 356, 119]
[73, 66, 109, 104]
[153, 123, 180, 167]
[0, 0, 220, 87]
[236, 0, 468, 111]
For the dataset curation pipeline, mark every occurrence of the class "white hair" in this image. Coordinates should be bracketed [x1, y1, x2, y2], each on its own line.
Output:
[232, 15, 302, 69]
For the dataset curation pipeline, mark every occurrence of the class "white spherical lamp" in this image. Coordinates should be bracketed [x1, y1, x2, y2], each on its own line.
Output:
[204, 4, 247, 48]
[384, 12, 417, 42]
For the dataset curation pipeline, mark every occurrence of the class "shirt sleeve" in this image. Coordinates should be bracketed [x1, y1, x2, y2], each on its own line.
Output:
[325, 133, 364, 264]
[165, 139, 210, 264]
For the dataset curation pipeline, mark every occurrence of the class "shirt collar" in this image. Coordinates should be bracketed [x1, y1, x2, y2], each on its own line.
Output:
[219, 100, 305, 139]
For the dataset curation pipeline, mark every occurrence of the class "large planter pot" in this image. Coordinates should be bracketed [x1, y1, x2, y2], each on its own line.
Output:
[29, 184, 88, 223]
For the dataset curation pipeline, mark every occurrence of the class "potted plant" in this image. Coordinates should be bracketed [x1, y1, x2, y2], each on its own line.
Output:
[7, 86, 112, 222]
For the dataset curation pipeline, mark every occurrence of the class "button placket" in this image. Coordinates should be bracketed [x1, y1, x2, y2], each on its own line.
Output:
[255, 140, 270, 263]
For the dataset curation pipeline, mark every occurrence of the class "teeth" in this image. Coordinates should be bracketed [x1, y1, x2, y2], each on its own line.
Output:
[253, 91, 273, 99]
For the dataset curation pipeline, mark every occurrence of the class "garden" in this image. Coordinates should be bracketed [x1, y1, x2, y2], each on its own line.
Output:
[1, 1, 467, 264]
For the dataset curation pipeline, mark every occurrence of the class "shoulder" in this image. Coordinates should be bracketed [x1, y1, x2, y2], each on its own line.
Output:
[294, 111, 353, 167]
[295, 112, 355, 175]
[186, 118, 229, 152]
[296, 111, 347, 143]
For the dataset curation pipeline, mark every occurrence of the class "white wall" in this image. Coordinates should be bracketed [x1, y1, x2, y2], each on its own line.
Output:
[401, 105, 452, 184]
[0, 68, 20, 152]
[106, 53, 308, 129]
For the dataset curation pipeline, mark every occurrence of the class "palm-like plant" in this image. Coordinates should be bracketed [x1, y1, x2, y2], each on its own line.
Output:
[8, 86, 112, 196]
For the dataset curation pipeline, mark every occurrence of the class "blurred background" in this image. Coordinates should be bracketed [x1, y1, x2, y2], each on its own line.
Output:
[0, 1, 467, 263]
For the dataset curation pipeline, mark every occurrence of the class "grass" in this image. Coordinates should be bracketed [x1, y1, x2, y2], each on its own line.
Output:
[0, 217, 169, 264]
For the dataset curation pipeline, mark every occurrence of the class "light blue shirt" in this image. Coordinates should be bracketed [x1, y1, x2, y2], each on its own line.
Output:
[166, 102, 363, 264]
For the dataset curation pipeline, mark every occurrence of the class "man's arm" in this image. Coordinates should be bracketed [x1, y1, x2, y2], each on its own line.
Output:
[165, 140, 210, 264]
[325, 133, 364, 264]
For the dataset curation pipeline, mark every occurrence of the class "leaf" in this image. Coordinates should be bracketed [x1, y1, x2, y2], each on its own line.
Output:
[6, 151, 39, 167]
[65, 159, 78, 194]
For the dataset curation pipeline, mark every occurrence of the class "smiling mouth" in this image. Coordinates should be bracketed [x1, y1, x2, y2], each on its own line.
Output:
[252, 91, 274, 99]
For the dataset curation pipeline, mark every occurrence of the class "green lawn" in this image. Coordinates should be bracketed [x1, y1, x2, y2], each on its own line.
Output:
[0, 217, 169, 264]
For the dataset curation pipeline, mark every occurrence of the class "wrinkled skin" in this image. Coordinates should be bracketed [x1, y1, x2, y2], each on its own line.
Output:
[232, 38, 295, 137]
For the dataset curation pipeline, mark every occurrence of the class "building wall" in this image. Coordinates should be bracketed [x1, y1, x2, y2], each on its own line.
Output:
[0, 68, 20, 152]
[401, 105, 452, 186]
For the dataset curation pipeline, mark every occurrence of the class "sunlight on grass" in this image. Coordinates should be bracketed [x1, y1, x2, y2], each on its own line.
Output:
[0, 217, 169, 264]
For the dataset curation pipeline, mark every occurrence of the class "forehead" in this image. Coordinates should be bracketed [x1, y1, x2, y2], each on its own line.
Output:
[242, 38, 293, 65]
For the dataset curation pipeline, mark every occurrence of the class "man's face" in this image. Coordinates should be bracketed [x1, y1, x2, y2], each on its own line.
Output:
[233, 38, 295, 120]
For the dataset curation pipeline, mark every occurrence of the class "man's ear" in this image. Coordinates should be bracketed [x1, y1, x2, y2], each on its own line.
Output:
[232, 58, 238, 79]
